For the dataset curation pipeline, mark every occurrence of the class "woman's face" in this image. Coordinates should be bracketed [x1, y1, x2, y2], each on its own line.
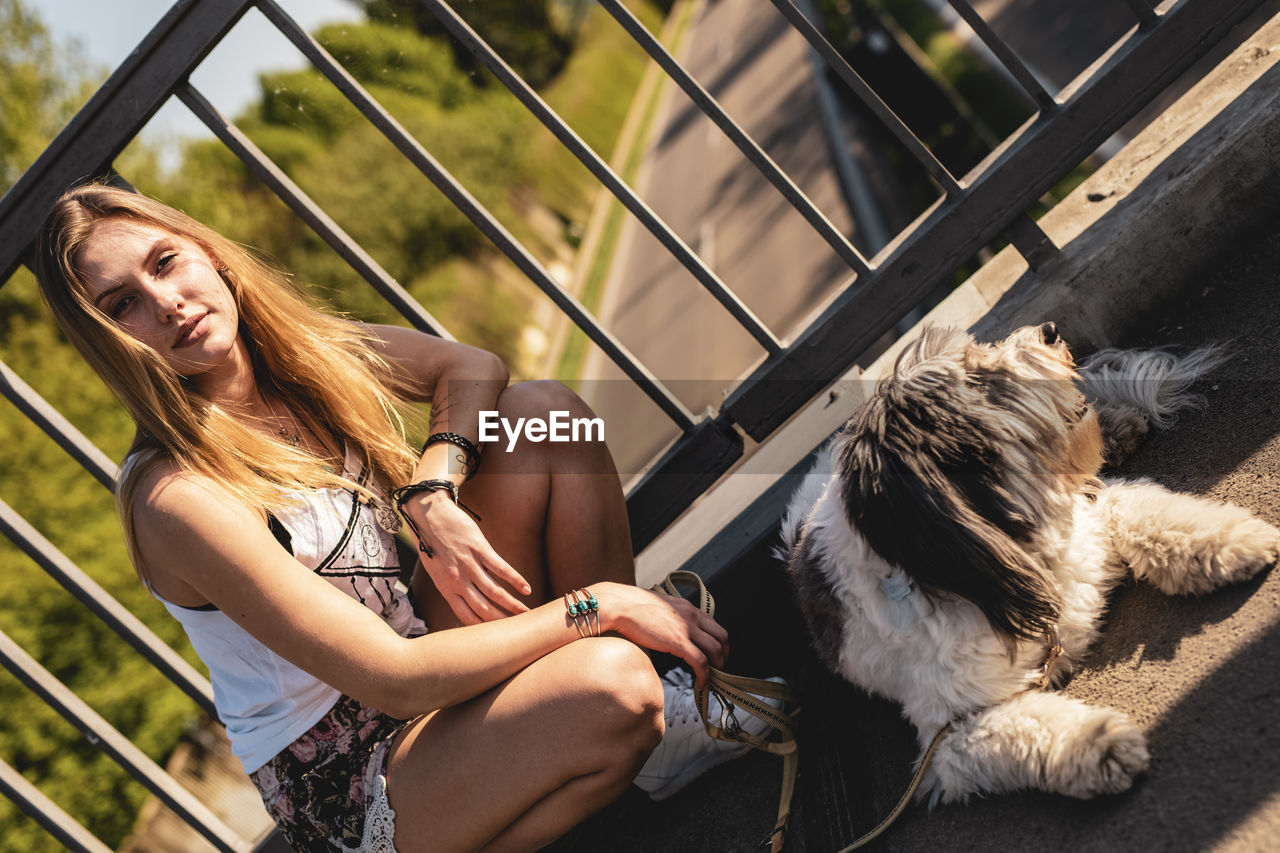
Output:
[77, 218, 244, 390]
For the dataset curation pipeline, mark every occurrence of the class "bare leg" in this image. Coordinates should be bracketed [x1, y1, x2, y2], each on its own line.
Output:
[415, 381, 634, 628]
[1099, 479, 1279, 595]
[384, 637, 663, 853]
[922, 691, 1149, 804]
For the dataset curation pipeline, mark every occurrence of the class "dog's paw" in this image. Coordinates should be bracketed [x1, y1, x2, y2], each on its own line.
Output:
[1054, 708, 1149, 798]
[1114, 483, 1280, 594]
[1095, 403, 1149, 467]
[1207, 518, 1280, 588]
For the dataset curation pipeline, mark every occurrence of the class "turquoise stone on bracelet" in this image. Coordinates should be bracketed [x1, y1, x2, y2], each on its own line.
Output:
[586, 595, 598, 611]
[567, 602, 580, 617]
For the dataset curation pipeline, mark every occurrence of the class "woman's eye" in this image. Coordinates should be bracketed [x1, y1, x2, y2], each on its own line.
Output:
[108, 294, 135, 319]
[156, 252, 176, 272]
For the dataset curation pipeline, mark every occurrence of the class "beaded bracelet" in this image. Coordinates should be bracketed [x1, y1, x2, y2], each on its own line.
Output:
[563, 592, 587, 638]
[564, 588, 600, 638]
[422, 432, 482, 481]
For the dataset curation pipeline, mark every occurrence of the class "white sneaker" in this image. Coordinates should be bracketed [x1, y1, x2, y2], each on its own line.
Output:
[633, 668, 786, 801]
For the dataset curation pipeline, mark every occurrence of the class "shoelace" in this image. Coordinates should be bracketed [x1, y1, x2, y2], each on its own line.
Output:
[662, 668, 701, 725]
[663, 668, 744, 734]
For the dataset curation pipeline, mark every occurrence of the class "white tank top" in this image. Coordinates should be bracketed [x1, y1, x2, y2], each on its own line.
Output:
[151, 446, 426, 773]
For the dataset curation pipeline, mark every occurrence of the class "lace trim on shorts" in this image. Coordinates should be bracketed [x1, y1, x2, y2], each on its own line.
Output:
[357, 731, 399, 852]
[359, 770, 398, 852]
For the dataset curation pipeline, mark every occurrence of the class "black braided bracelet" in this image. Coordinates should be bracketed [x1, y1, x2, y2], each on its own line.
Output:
[422, 432, 481, 480]
[391, 479, 482, 559]
[391, 479, 480, 519]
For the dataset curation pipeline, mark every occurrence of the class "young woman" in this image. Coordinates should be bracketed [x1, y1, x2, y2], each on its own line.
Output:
[36, 184, 768, 852]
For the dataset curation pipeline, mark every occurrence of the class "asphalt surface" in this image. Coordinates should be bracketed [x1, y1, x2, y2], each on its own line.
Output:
[544, 221, 1280, 851]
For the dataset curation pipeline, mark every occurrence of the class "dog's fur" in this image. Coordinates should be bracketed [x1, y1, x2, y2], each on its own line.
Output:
[781, 324, 1278, 803]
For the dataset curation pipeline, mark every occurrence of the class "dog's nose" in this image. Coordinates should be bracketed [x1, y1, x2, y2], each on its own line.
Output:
[1039, 322, 1059, 345]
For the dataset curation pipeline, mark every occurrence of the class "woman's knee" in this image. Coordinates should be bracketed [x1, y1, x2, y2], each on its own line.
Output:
[497, 380, 592, 421]
[481, 380, 609, 474]
[565, 638, 663, 746]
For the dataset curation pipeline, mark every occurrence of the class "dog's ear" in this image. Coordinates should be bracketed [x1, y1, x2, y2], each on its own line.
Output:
[836, 361, 1062, 643]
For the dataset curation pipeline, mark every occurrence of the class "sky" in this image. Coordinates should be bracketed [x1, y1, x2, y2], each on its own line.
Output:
[29, 0, 364, 152]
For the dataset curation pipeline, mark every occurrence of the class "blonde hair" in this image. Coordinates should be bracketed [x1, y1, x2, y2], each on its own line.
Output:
[35, 183, 419, 580]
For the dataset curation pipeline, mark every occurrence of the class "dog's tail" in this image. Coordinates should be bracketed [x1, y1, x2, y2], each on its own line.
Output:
[1079, 344, 1229, 425]
[1078, 343, 1229, 463]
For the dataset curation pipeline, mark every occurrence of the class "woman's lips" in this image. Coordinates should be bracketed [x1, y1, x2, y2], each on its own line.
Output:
[173, 312, 209, 348]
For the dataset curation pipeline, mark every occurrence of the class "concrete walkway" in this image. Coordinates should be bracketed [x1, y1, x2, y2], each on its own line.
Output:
[546, 198, 1280, 853]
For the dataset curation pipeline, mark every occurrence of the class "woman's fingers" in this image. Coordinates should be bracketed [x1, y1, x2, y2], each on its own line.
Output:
[453, 545, 529, 618]
[689, 624, 728, 670]
[475, 578, 530, 617]
[483, 551, 532, 599]
[471, 552, 531, 615]
[656, 598, 729, 685]
[410, 499, 530, 621]
[699, 609, 730, 645]
[447, 592, 484, 626]
[440, 570, 520, 624]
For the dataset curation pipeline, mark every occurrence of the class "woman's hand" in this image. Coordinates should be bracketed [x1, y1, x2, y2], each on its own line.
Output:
[404, 492, 532, 625]
[594, 582, 730, 688]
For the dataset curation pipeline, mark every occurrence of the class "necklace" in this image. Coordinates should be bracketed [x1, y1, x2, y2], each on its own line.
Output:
[264, 395, 303, 447]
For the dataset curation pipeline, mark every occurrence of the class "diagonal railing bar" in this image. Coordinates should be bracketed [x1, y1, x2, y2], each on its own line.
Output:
[768, 0, 963, 196]
[0, 359, 119, 491]
[0, 760, 113, 853]
[255, 0, 699, 431]
[417, 0, 820, 339]
[175, 85, 451, 339]
[944, 0, 1057, 110]
[0, 629, 246, 853]
[0, 498, 217, 718]
[1122, 0, 1160, 29]
[593, 0, 877, 271]
[723, 0, 1265, 441]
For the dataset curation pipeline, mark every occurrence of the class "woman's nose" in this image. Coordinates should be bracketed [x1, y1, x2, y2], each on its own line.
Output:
[151, 285, 185, 321]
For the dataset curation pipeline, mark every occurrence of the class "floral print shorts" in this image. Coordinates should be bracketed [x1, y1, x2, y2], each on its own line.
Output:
[251, 695, 408, 851]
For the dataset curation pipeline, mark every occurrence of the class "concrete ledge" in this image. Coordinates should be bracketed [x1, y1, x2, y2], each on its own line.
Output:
[959, 11, 1280, 350]
[636, 11, 1280, 586]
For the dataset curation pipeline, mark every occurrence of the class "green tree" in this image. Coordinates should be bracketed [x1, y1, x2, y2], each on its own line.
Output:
[1, 4, 203, 850]
[357, 0, 576, 89]
[0, 0, 95, 191]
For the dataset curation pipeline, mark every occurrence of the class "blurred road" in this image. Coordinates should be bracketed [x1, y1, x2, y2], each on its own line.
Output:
[580, 0, 1276, 480]
[579, 0, 1140, 479]
[969, 0, 1131, 90]
[580, 0, 858, 479]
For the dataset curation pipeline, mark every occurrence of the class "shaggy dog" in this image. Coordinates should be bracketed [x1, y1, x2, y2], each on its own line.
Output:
[780, 323, 1278, 804]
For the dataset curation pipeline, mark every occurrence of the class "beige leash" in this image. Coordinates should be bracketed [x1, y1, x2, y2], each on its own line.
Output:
[652, 571, 1063, 851]
[832, 722, 951, 852]
[651, 571, 801, 853]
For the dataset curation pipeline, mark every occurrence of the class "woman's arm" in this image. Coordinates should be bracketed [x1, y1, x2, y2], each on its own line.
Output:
[366, 325, 531, 624]
[133, 469, 727, 718]
[365, 323, 508, 436]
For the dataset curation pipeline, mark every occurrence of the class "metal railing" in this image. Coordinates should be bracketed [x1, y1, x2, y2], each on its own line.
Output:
[0, 0, 1265, 848]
